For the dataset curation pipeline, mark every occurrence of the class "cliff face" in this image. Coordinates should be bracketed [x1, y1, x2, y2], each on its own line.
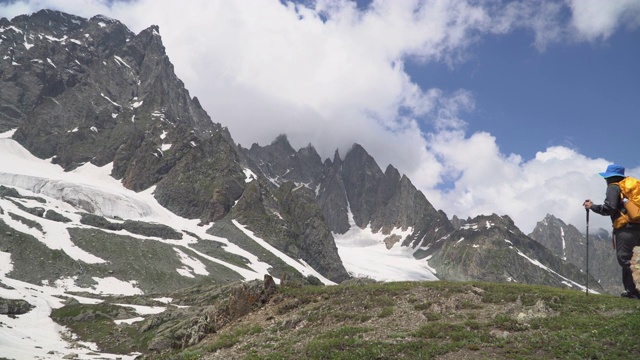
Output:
[1, 10, 244, 223]
[529, 214, 619, 295]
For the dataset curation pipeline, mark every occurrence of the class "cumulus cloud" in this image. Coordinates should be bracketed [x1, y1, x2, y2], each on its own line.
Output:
[569, 0, 640, 41]
[1, 0, 637, 233]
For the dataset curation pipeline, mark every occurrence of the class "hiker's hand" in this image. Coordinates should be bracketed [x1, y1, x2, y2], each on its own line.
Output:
[584, 200, 593, 209]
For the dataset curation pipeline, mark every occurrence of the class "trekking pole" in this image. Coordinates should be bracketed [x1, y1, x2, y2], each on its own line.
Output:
[585, 207, 589, 296]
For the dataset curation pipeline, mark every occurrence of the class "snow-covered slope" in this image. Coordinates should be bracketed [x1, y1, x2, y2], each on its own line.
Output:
[0, 129, 336, 359]
[334, 209, 438, 281]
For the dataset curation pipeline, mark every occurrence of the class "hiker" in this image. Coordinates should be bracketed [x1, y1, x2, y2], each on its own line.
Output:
[584, 164, 640, 299]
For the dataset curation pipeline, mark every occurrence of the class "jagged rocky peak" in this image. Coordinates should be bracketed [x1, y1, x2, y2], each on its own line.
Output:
[297, 142, 322, 163]
[9, 9, 86, 33]
[450, 214, 465, 229]
[343, 143, 378, 170]
[528, 213, 619, 295]
[272, 134, 296, 153]
[540, 213, 565, 227]
[243, 134, 325, 188]
[384, 164, 401, 181]
[323, 148, 342, 168]
[2, 9, 244, 223]
[457, 213, 518, 233]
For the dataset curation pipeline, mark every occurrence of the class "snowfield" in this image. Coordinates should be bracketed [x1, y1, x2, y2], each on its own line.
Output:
[333, 209, 438, 282]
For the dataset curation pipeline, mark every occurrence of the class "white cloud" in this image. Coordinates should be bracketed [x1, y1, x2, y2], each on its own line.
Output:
[569, 0, 640, 41]
[1, 0, 637, 233]
[423, 130, 618, 233]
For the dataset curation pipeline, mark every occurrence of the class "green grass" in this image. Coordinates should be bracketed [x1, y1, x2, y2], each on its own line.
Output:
[203, 325, 263, 353]
[268, 282, 640, 359]
[58, 280, 640, 360]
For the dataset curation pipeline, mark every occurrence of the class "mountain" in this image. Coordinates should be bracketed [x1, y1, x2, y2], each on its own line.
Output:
[418, 213, 602, 292]
[0, 9, 611, 359]
[529, 214, 619, 295]
[2, 10, 245, 225]
[243, 137, 453, 242]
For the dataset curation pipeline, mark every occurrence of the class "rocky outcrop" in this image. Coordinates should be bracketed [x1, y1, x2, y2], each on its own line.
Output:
[229, 179, 350, 283]
[0, 298, 33, 316]
[274, 182, 349, 283]
[142, 276, 279, 354]
[316, 150, 350, 234]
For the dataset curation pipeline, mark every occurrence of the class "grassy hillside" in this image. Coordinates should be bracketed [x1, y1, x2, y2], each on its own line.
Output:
[139, 280, 640, 360]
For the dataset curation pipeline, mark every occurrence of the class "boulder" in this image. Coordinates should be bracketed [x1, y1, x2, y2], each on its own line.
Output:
[0, 298, 34, 316]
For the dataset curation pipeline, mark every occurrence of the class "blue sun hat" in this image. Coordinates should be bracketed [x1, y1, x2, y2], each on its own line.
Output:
[598, 164, 626, 178]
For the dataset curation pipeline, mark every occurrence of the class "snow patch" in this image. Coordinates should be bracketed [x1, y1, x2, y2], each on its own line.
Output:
[561, 227, 567, 261]
[460, 223, 479, 230]
[514, 248, 596, 294]
[243, 168, 257, 183]
[100, 93, 120, 107]
[174, 248, 209, 278]
[333, 207, 436, 282]
[0, 25, 23, 34]
[54, 277, 143, 296]
[44, 34, 68, 43]
[113, 55, 131, 69]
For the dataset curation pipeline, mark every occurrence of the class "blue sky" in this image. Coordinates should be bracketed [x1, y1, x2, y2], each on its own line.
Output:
[407, 25, 640, 167]
[1, 0, 640, 232]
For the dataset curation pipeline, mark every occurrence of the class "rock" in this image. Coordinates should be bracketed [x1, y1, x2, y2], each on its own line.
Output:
[490, 330, 510, 339]
[227, 280, 267, 321]
[44, 210, 72, 223]
[0, 298, 34, 315]
[264, 274, 277, 297]
[631, 246, 640, 288]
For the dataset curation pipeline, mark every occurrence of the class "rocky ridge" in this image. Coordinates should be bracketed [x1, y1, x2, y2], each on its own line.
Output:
[529, 214, 618, 294]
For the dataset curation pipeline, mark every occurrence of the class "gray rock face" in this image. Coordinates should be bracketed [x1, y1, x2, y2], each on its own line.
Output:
[424, 214, 603, 292]
[244, 134, 324, 188]
[229, 178, 350, 283]
[529, 214, 619, 295]
[245, 141, 453, 247]
[1, 9, 245, 223]
[0, 297, 33, 315]
[316, 150, 350, 234]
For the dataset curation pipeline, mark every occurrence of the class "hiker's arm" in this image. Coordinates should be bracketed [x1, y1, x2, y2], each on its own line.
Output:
[589, 185, 621, 216]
